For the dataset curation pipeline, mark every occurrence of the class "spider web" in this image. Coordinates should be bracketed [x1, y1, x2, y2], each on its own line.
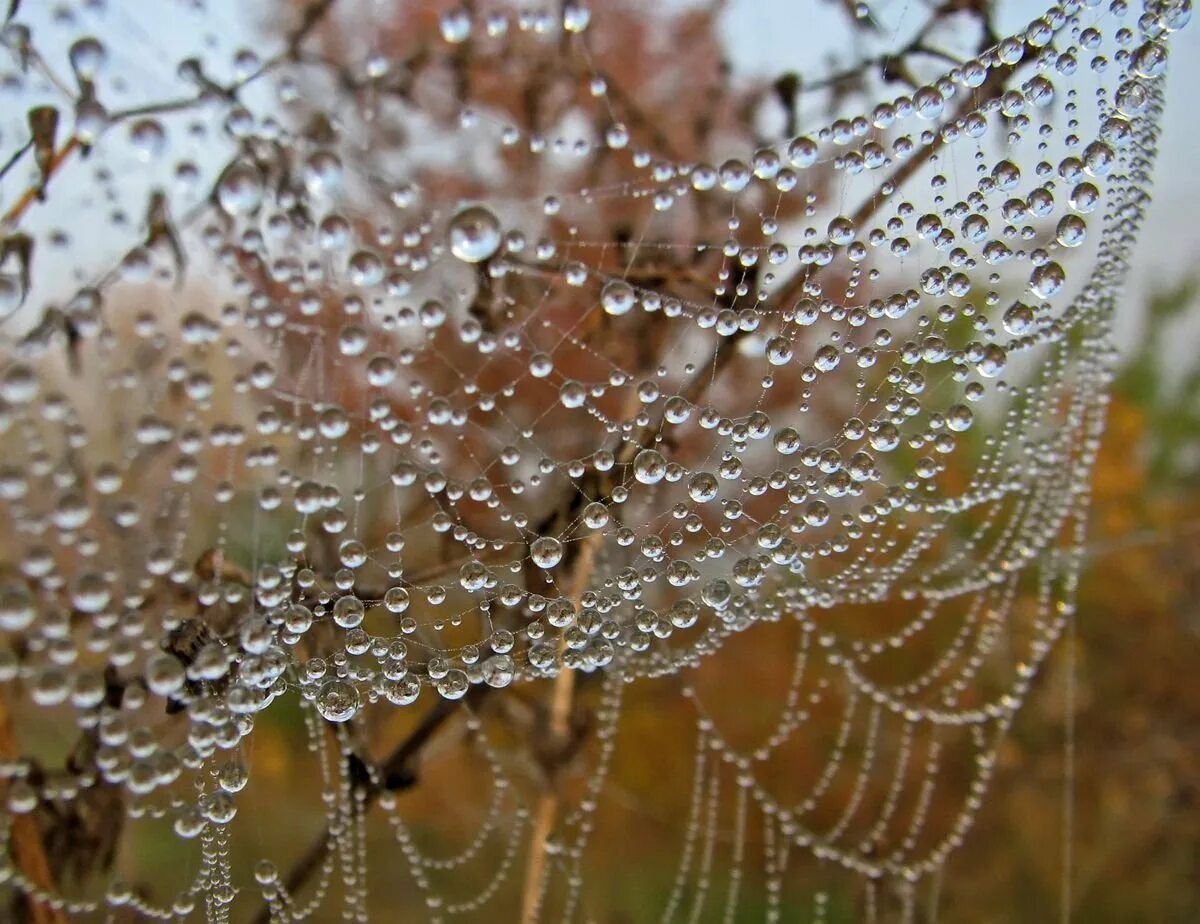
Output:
[0, 0, 1187, 920]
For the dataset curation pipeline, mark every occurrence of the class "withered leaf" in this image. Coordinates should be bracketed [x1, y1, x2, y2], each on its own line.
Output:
[0, 232, 33, 311]
[145, 189, 186, 283]
[26, 105, 58, 194]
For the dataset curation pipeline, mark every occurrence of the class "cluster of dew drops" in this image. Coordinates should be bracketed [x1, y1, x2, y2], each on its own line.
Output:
[0, 0, 1189, 915]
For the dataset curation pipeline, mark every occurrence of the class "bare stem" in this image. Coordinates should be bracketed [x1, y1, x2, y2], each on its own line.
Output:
[517, 530, 601, 924]
[0, 136, 79, 229]
[0, 693, 67, 924]
[0, 0, 339, 232]
[252, 692, 475, 924]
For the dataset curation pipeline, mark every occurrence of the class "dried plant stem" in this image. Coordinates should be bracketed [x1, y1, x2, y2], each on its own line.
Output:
[0, 0, 338, 233]
[0, 137, 79, 230]
[518, 530, 601, 924]
[0, 693, 67, 924]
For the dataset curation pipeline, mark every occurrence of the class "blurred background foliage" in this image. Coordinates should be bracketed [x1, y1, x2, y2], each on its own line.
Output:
[939, 275, 1200, 923]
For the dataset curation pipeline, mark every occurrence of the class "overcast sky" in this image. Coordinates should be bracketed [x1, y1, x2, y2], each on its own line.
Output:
[4, 0, 1197, 347]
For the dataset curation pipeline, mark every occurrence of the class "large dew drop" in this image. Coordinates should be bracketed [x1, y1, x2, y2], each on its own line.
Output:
[633, 449, 667, 485]
[530, 536, 564, 569]
[600, 279, 636, 316]
[315, 680, 361, 722]
[448, 205, 502, 262]
[1030, 261, 1067, 299]
[216, 162, 264, 216]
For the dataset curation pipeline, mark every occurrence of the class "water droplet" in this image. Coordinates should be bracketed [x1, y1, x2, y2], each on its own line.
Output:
[303, 150, 343, 196]
[435, 669, 469, 700]
[440, 8, 472, 43]
[74, 99, 108, 145]
[1003, 302, 1036, 335]
[583, 502, 610, 529]
[315, 680, 361, 722]
[687, 472, 718, 503]
[718, 159, 750, 192]
[633, 449, 666, 485]
[348, 250, 384, 287]
[1030, 262, 1066, 299]
[332, 596, 365, 629]
[482, 655, 515, 688]
[530, 536, 564, 569]
[701, 579, 732, 610]
[216, 162, 264, 216]
[786, 136, 818, 168]
[1131, 41, 1168, 79]
[0, 584, 34, 632]
[1055, 215, 1086, 248]
[601, 279, 636, 316]
[448, 205, 502, 262]
[559, 380, 587, 409]
[827, 216, 855, 246]
[129, 119, 166, 161]
[562, 3, 591, 33]
[69, 37, 107, 80]
[384, 587, 411, 614]
[459, 560, 489, 591]
[1068, 181, 1100, 213]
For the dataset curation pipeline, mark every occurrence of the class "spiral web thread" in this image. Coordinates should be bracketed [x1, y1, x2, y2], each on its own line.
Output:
[0, 0, 1187, 920]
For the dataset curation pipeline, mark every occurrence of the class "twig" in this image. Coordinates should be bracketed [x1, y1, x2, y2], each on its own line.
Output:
[770, 52, 1025, 310]
[0, 138, 31, 185]
[0, 136, 79, 229]
[251, 691, 479, 924]
[0, 693, 67, 924]
[517, 530, 601, 924]
[0, 0, 340, 232]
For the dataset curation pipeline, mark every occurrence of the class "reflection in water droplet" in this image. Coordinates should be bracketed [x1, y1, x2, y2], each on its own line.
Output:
[601, 279, 636, 315]
[216, 162, 264, 216]
[448, 206, 502, 262]
[530, 536, 563, 568]
[315, 680, 360, 722]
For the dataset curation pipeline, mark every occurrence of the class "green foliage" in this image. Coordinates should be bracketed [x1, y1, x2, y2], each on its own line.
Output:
[1114, 275, 1200, 486]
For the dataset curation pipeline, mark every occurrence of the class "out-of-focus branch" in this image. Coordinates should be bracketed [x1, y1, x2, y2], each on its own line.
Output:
[770, 51, 1025, 311]
[0, 694, 67, 924]
[517, 529, 601, 924]
[252, 689, 485, 924]
[0, 139, 31, 185]
[0, 0, 339, 232]
[0, 136, 78, 229]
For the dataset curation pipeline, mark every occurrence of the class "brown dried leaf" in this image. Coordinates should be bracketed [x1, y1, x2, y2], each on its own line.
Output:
[0, 231, 32, 309]
[145, 189, 186, 283]
[26, 105, 58, 193]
